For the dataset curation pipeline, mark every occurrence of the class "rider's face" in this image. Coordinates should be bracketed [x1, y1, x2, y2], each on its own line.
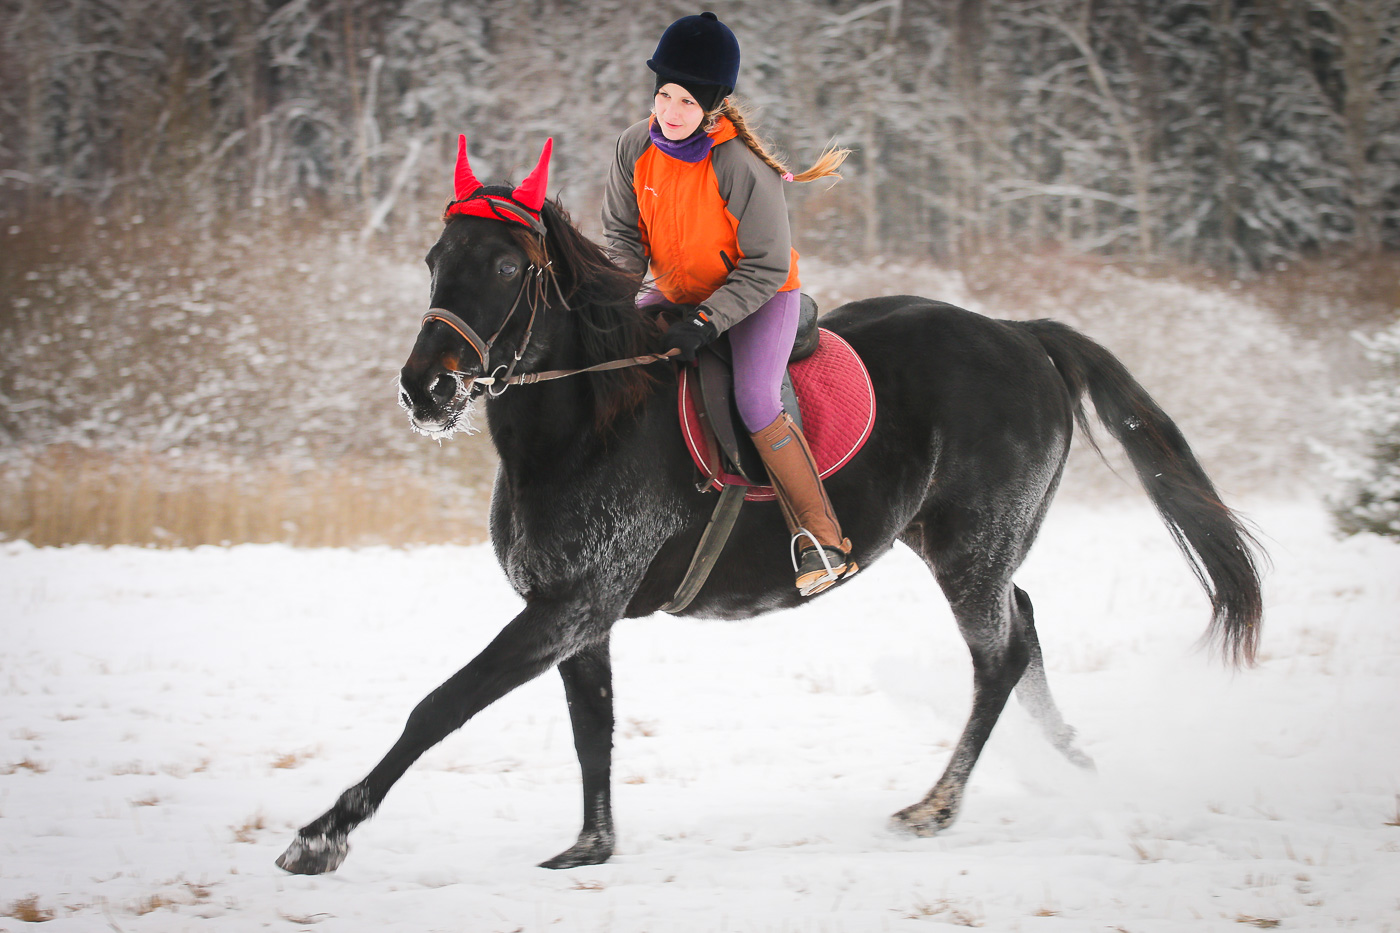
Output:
[654, 84, 706, 141]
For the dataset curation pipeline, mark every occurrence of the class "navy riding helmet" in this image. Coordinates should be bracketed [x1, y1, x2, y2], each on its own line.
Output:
[647, 11, 740, 107]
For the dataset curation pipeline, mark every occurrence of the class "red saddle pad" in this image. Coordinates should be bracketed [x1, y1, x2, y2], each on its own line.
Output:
[678, 328, 876, 502]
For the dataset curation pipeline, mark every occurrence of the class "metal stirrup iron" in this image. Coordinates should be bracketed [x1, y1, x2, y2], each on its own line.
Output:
[790, 528, 842, 588]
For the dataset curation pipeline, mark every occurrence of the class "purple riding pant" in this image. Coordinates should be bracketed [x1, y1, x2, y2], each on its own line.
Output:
[642, 288, 802, 434]
[726, 288, 801, 433]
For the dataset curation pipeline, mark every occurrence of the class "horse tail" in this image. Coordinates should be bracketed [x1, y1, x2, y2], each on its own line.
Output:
[1022, 319, 1264, 667]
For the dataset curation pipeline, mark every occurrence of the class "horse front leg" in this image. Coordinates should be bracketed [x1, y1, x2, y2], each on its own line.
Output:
[539, 636, 615, 869]
[276, 599, 602, 875]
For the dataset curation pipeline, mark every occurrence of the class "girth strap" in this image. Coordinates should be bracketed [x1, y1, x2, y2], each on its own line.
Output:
[659, 483, 747, 614]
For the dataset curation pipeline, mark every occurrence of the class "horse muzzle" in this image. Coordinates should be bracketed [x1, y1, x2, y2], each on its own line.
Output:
[398, 357, 481, 438]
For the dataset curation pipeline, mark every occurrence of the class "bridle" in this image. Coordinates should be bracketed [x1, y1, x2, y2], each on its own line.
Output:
[422, 261, 551, 398]
[421, 135, 676, 397]
[422, 248, 676, 398]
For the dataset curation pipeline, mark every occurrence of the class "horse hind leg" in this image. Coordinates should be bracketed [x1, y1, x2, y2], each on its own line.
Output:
[1011, 585, 1094, 771]
[891, 527, 1033, 836]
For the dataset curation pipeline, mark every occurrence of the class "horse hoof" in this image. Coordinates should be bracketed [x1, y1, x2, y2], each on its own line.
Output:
[538, 833, 613, 870]
[276, 833, 350, 875]
[889, 802, 956, 838]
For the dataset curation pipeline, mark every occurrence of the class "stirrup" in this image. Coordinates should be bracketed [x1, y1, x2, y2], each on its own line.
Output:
[789, 529, 854, 597]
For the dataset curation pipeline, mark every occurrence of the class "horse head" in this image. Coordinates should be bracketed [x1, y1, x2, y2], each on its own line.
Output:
[399, 136, 552, 438]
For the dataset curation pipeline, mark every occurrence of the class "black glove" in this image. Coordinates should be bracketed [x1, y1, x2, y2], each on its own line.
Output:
[663, 307, 719, 363]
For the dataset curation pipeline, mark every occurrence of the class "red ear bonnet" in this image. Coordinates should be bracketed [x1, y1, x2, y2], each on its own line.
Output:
[453, 134, 483, 201]
[445, 135, 553, 235]
[512, 138, 552, 212]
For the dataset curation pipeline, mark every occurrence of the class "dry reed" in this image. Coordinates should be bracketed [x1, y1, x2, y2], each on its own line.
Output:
[0, 446, 490, 548]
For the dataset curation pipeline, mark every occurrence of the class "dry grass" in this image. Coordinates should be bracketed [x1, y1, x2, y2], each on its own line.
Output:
[132, 894, 174, 916]
[4, 895, 55, 922]
[570, 880, 606, 892]
[128, 881, 214, 917]
[271, 748, 317, 769]
[279, 911, 334, 925]
[906, 898, 984, 926]
[1, 216, 497, 549]
[1128, 835, 1164, 862]
[1, 758, 49, 775]
[957, 248, 1400, 341]
[231, 811, 267, 843]
[1249, 253, 1400, 336]
[623, 718, 659, 738]
[0, 446, 489, 548]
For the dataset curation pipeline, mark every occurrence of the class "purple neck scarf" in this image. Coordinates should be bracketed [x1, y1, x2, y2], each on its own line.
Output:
[648, 118, 714, 163]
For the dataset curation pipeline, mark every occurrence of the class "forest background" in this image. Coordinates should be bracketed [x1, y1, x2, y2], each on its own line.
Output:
[2, 0, 1398, 546]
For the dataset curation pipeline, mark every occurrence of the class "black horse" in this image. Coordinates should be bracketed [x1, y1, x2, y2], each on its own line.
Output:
[276, 195, 1263, 876]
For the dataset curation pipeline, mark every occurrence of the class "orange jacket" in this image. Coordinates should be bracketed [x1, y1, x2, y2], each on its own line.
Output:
[603, 115, 799, 331]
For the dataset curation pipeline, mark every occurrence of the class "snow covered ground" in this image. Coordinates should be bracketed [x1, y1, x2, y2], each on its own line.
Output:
[1, 500, 1397, 932]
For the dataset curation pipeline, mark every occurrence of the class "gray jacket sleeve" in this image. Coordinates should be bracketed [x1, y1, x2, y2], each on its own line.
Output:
[601, 119, 652, 276]
[702, 140, 793, 332]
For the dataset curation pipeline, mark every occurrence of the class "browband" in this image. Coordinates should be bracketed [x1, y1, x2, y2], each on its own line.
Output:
[446, 191, 547, 238]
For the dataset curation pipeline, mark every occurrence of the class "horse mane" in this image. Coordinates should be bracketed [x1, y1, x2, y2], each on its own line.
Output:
[507, 199, 660, 431]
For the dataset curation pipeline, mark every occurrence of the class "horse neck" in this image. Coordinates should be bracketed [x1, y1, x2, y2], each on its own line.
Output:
[485, 223, 653, 467]
[483, 301, 600, 467]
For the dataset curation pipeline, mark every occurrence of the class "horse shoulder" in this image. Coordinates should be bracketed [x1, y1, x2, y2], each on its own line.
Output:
[487, 403, 695, 605]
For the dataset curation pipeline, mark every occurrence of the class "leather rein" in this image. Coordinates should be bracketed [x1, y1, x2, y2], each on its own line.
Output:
[421, 250, 676, 398]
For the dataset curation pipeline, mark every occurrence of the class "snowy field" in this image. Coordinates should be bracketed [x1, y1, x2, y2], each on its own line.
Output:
[1, 499, 1397, 932]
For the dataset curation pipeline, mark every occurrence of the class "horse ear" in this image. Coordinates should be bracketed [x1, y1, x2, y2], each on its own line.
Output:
[513, 138, 553, 212]
[454, 134, 483, 201]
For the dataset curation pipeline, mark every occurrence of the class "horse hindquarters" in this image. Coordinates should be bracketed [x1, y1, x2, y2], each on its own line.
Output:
[837, 303, 1093, 833]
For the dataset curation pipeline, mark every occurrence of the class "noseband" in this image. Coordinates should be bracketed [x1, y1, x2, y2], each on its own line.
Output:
[422, 263, 552, 397]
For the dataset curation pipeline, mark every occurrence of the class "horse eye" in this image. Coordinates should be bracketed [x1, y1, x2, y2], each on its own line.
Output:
[498, 261, 519, 277]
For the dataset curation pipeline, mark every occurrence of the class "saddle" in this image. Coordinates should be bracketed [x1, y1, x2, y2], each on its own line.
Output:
[678, 296, 876, 502]
[662, 298, 876, 613]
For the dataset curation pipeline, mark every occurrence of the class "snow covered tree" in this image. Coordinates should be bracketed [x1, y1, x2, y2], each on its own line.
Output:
[1326, 319, 1400, 539]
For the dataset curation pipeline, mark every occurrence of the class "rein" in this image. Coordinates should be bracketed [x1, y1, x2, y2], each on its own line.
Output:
[422, 262, 678, 395]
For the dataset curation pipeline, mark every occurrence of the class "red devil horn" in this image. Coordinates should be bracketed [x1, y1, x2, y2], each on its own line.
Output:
[453, 134, 483, 201]
[512, 138, 553, 212]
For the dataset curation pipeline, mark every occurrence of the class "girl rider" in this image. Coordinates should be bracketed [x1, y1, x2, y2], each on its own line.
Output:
[603, 12, 854, 596]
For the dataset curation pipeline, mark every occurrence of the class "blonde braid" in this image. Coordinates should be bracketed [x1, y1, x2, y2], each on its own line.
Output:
[707, 98, 850, 183]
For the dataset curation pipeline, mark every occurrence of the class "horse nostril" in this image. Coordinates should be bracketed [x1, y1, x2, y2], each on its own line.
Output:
[430, 373, 457, 401]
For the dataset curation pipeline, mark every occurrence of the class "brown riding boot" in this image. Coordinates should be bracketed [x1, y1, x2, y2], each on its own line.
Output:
[751, 411, 856, 596]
